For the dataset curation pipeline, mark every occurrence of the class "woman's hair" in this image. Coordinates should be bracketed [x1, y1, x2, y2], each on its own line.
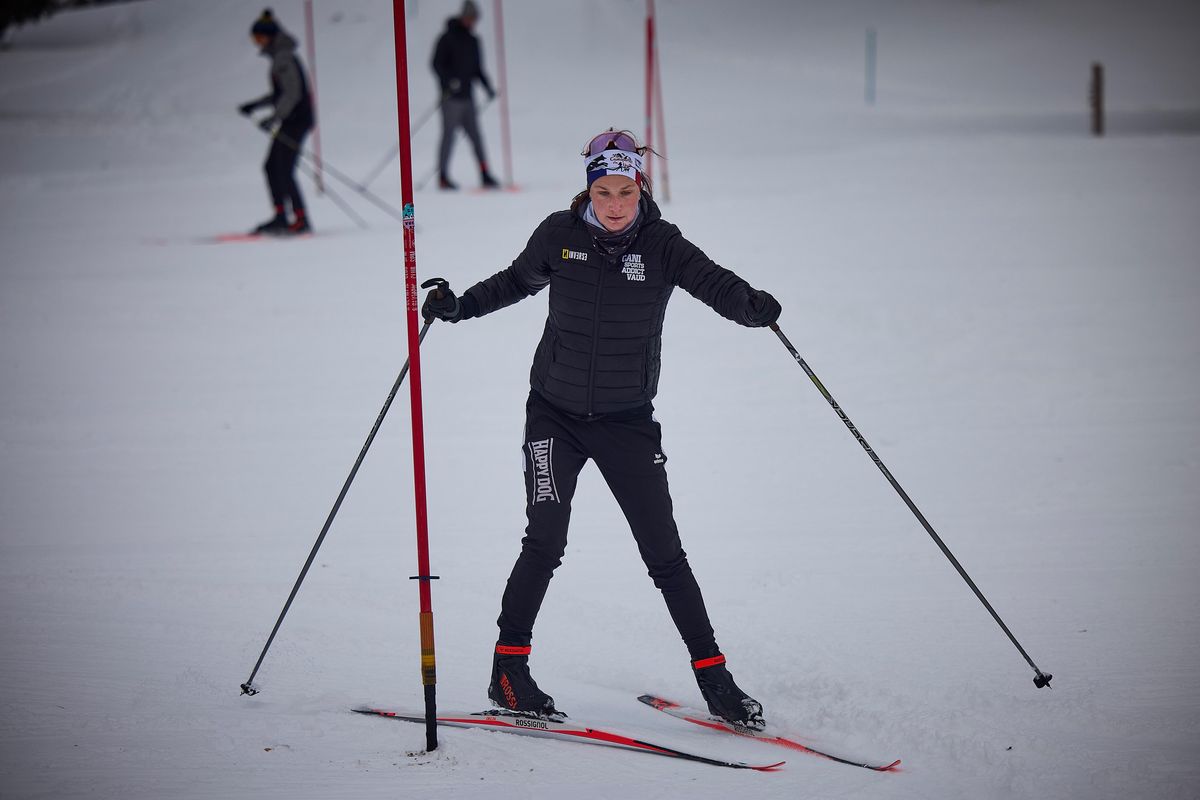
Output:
[570, 129, 658, 212]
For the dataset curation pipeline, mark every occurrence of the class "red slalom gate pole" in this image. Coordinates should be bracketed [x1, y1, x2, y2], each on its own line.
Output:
[493, 0, 514, 188]
[644, 0, 654, 183]
[650, 1, 669, 202]
[303, 0, 324, 194]
[391, 0, 438, 752]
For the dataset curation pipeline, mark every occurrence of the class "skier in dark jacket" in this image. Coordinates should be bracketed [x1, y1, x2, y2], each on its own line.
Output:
[422, 129, 781, 729]
[238, 9, 315, 235]
[431, 0, 499, 190]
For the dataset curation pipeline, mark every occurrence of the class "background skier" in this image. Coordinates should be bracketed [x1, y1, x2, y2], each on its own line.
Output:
[238, 9, 315, 235]
[431, 0, 499, 191]
[421, 128, 782, 729]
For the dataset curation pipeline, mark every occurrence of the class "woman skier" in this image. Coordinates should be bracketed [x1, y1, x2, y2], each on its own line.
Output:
[421, 129, 781, 729]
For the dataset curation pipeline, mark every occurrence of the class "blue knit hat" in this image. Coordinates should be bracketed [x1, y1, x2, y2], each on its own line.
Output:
[251, 9, 280, 37]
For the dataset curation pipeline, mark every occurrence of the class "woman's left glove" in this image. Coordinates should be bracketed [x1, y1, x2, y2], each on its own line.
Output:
[744, 289, 782, 327]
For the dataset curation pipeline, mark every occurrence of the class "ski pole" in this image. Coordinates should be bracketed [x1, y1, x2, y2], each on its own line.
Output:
[260, 125, 407, 224]
[413, 161, 441, 193]
[356, 96, 445, 192]
[769, 322, 1053, 689]
[240, 321, 433, 696]
[294, 155, 370, 229]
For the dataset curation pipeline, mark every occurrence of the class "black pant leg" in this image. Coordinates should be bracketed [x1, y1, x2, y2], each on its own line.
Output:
[264, 125, 308, 213]
[590, 415, 718, 659]
[495, 398, 589, 645]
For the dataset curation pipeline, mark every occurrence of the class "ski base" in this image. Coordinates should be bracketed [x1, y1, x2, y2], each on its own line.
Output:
[353, 706, 784, 771]
[638, 694, 900, 772]
[211, 231, 314, 243]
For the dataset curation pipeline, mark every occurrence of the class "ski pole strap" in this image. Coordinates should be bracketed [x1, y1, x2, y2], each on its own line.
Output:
[692, 654, 726, 670]
[495, 644, 532, 656]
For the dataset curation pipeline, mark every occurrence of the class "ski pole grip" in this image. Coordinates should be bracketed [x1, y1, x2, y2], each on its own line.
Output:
[420, 277, 449, 299]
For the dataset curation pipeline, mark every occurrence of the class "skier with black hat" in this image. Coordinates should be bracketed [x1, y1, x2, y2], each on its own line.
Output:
[238, 9, 315, 235]
[421, 129, 781, 729]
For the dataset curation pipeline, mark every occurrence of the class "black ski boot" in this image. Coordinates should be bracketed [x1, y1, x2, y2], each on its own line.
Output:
[253, 211, 289, 235]
[692, 654, 764, 730]
[480, 170, 500, 189]
[438, 173, 458, 191]
[488, 644, 564, 719]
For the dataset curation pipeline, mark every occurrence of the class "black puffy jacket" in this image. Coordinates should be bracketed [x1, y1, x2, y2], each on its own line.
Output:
[463, 198, 767, 418]
[431, 18, 493, 100]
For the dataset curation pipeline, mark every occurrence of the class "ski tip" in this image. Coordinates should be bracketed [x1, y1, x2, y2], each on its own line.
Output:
[209, 231, 314, 243]
[875, 759, 902, 772]
[352, 707, 397, 717]
[636, 694, 679, 711]
[212, 232, 264, 243]
[754, 760, 788, 772]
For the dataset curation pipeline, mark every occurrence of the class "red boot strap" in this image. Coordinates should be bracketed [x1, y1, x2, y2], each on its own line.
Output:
[495, 644, 532, 656]
[692, 654, 726, 670]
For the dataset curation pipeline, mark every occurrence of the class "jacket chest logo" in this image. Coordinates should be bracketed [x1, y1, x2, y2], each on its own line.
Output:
[620, 253, 646, 282]
[562, 248, 588, 262]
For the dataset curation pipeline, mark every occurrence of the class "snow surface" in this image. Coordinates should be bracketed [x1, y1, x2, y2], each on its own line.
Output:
[2, 0, 1199, 798]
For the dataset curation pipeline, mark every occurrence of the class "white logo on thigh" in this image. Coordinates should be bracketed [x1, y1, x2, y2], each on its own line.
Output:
[527, 438, 559, 503]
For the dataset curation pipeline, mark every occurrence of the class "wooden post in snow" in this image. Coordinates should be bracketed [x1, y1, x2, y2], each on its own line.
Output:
[1090, 62, 1105, 136]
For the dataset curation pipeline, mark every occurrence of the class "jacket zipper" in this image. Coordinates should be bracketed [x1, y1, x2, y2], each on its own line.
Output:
[585, 252, 609, 417]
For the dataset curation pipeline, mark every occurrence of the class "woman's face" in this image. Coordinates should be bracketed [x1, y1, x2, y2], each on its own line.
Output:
[588, 175, 640, 232]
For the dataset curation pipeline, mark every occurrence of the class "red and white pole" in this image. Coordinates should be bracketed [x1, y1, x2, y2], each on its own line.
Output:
[303, 0, 324, 194]
[391, 0, 438, 753]
[493, 0, 514, 188]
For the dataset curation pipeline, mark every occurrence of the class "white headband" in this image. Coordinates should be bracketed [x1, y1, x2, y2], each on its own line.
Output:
[584, 149, 644, 185]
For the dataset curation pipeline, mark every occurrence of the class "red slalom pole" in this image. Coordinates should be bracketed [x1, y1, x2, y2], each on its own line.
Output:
[651, 1, 669, 202]
[391, 0, 439, 752]
[493, 0, 514, 188]
[644, 0, 655, 184]
[303, 0, 324, 194]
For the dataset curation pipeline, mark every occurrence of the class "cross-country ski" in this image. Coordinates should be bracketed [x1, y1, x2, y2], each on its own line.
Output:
[352, 707, 785, 771]
[638, 694, 901, 772]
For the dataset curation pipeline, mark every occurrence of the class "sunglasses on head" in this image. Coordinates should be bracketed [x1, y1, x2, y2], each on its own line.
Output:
[582, 129, 639, 156]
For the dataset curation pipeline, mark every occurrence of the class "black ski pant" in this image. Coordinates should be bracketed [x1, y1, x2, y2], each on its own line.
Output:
[496, 392, 719, 661]
[264, 121, 310, 215]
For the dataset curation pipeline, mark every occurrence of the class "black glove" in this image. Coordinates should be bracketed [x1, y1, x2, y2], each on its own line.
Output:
[422, 283, 462, 323]
[238, 101, 258, 116]
[258, 118, 276, 133]
[744, 289, 781, 327]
